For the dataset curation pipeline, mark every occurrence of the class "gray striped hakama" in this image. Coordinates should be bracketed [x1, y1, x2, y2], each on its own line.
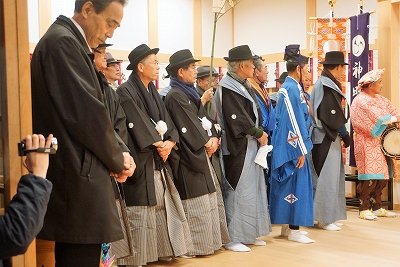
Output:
[182, 156, 230, 256]
[313, 136, 347, 224]
[118, 169, 192, 266]
[110, 197, 135, 261]
[223, 137, 271, 244]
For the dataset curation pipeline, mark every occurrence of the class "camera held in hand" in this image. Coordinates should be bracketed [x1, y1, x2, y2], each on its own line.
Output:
[18, 137, 58, 156]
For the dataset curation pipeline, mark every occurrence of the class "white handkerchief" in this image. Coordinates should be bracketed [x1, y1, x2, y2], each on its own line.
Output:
[254, 145, 273, 169]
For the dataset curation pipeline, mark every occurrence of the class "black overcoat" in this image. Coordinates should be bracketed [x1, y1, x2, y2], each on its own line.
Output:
[31, 15, 124, 243]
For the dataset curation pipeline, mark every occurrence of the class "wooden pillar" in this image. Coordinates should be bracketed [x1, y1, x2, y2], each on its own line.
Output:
[193, 0, 202, 59]
[377, 0, 400, 210]
[148, 0, 158, 49]
[377, 0, 399, 105]
[0, 0, 34, 266]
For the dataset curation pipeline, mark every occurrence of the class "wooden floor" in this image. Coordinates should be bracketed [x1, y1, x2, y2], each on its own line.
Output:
[146, 207, 400, 267]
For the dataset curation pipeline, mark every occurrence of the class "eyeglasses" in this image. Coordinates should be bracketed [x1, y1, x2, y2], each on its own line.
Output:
[107, 64, 119, 69]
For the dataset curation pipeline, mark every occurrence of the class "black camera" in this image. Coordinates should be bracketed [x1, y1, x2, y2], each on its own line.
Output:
[18, 137, 58, 156]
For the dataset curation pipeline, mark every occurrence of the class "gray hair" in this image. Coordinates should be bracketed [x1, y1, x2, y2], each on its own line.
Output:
[227, 60, 249, 73]
[253, 58, 264, 72]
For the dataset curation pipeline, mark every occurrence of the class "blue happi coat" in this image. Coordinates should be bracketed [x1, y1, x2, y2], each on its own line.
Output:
[270, 76, 314, 226]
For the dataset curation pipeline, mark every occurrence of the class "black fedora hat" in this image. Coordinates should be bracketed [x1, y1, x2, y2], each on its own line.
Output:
[274, 72, 288, 83]
[320, 51, 349, 65]
[126, 44, 159, 70]
[165, 49, 200, 78]
[197, 66, 219, 79]
[224, 45, 258, 61]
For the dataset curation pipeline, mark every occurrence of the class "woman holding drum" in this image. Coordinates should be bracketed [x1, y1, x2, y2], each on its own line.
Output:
[350, 69, 398, 220]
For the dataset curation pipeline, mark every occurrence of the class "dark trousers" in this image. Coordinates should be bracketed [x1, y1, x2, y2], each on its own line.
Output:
[55, 242, 101, 267]
[357, 180, 387, 211]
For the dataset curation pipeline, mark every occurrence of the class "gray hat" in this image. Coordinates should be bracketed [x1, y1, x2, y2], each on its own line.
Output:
[106, 52, 119, 65]
[197, 66, 219, 79]
[224, 45, 258, 62]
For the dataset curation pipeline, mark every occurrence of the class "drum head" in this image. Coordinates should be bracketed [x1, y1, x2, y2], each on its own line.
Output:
[381, 127, 400, 158]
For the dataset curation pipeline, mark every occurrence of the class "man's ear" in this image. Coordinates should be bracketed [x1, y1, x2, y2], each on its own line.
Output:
[178, 68, 184, 79]
[81, 1, 94, 19]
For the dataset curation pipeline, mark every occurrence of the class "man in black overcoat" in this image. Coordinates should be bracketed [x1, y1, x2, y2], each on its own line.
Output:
[30, 1, 135, 266]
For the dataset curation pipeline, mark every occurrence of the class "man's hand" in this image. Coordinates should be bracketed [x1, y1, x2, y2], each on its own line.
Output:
[200, 88, 214, 106]
[157, 140, 176, 162]
[296, 155, 305, 169]
[112, 152, 135, 183]
[205, 137, 219, 157]
[257, 132, 268, 146]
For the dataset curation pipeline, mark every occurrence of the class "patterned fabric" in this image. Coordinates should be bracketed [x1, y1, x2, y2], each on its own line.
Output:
[350, 92, 400, 180]
[358, 69, 385, 90]
[110, 197, 135, 260]
[317, 18, 346, 86]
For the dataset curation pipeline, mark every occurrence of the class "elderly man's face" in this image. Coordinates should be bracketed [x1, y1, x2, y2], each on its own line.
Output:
[180, 63, 197, 84]
[302, 73, 311, 92]
[255, 64, 268, 84]
[103, 62, 121, 82]
[93, 47, 107, 71]
[141, 54, 159, 82]
[241, 59, 254, 79]
[197, 75, 218, 91]
[82, 1, 124, 48]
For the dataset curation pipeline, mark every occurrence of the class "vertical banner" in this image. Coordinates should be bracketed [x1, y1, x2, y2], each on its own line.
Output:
[317, 18, 346, 82]
[349, 13, 370, 167]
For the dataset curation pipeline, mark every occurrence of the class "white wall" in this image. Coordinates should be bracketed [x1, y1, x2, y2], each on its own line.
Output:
[112, 0, 149, 51]
[158, 0, 194, 54]
[233, 0, 307, 55]
[28, 0, 40, 43]
[28, 0, 379, 59]
[201, 0, 233, 59]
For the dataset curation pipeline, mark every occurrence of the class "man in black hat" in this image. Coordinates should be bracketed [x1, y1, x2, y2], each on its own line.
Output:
[195, 66, 223, 183]
[270, 44, 315, 244]
[163, 49, 230, 257]
[214, 45, 271, 252]
[30, 1, 135, 266]
[102, 52, 122, 90]
[270, 71, 288, 107]
[310, 51, 350, 231]
[116, 44, 192, 266]
[92, 42, 135, 264]
[275, 71, 288, 88]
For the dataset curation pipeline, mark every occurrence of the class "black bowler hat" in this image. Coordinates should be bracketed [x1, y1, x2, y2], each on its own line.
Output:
[92, 42, 113, 53]
[224, 45, 258, 61]
[106, 52, 119, 65]
[165, 49, 201, 77]
[320, 51, 349, 65]
[197, 66, 219, 79]
[126, 44, 159, 70]
[274, 72, 288, 83]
